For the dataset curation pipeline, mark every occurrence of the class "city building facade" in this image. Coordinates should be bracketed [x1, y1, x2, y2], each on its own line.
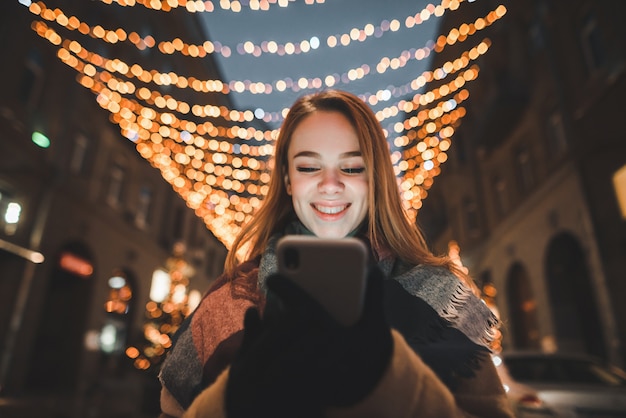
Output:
[0, 2, 231, 416]
[420, 0, 626, 367]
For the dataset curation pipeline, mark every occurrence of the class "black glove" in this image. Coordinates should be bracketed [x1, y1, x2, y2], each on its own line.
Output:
[224, 265, 393, 418]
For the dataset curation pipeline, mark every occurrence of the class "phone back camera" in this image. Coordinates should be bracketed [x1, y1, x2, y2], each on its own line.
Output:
[283, 247, 299, 270]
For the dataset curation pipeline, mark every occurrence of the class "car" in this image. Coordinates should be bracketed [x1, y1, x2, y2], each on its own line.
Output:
[492, 353, 555, 417]
[493, 351, 626, 418]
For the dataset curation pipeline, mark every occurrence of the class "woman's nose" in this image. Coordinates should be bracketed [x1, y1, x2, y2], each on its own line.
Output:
[318, 169, 343, 194]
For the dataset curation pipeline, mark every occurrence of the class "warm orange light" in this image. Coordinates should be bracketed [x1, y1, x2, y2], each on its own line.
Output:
[59, 252, 93, 278]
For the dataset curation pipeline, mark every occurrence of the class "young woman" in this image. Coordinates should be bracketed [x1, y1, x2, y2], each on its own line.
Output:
[159, 90, 514, 418]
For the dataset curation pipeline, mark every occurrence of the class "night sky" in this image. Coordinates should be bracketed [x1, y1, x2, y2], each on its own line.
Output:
[200, 0, 442, 128]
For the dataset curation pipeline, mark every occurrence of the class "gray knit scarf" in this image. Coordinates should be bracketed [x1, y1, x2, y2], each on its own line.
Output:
[257, 232, 498, 350]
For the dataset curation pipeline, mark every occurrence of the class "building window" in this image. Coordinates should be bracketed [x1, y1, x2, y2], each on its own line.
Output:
[20, 50, 44, 109]
[70, 134, 89, 175]
[106, 163, 125, 208]
[104, 271, 133, 315]
[547, 112, 568, 158]
[462, 196, 480, 237]
[135, 186, 153, 229]
[529, 20, 546, 52]
[172, 205, 185, 241]
[0, 191, 21, 236]
[451, 133, 467, 165]
[515, 145, 535, 193]
[493, 175, 508, 217]
[579, 12, 606, 73]
[101, 270, 134, 354]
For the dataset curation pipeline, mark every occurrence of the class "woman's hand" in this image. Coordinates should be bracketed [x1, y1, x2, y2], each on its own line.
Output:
[225, 265, 393, 417]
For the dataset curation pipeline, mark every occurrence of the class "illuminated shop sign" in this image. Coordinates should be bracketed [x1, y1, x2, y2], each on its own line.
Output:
[59, 251, 93, 278]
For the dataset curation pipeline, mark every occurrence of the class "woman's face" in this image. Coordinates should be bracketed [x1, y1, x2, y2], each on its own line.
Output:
[285, 110, 369, 238]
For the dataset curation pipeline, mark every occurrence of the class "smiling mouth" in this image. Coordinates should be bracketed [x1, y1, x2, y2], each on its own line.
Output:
[312, 204, 349, 214]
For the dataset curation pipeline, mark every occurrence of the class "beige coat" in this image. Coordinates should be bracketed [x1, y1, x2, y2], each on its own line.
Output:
[159, 253, 514, 418]
[174, 329, 513, 418]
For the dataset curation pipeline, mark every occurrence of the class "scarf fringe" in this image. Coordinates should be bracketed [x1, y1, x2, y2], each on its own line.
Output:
[440, 281, 474, 321]
[438, 281, 500, 349]
[482, 311, 500, 346]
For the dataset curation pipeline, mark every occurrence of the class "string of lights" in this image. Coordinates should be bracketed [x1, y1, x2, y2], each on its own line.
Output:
[41, 18, 486, 127]
[227, 1, 460, 58]
[62, 54, 476, 243]
[25, 0, 505, 101]
[22, 0, 508, 248]
[37, 23, 495, 244]
[97, 0, 326, 13]
[28, 6, 501, 135]
[43, 22, 488, 160]
[27, 0, 469, 59]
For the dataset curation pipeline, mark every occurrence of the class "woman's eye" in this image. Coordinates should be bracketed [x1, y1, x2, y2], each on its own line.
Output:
[296, 166, 319, 173]
[342, 167, 365, 174]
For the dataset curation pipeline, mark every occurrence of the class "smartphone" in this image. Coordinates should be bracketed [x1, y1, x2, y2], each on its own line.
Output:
[276, 235, 368, 327]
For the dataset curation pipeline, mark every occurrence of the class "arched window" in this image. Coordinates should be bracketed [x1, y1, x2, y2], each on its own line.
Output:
[545, 233, 606, 359]
[506, 262, 541, 350]
[101, 269, 135, 354]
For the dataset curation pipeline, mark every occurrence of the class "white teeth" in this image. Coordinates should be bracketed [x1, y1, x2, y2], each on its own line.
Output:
[314, 205, 346, 214]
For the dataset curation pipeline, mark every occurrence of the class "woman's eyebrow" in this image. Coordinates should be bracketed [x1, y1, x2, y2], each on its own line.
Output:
[293, 151, 320, 159]
[341, 151, 362, 158]
[293, 150, 362, 158]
